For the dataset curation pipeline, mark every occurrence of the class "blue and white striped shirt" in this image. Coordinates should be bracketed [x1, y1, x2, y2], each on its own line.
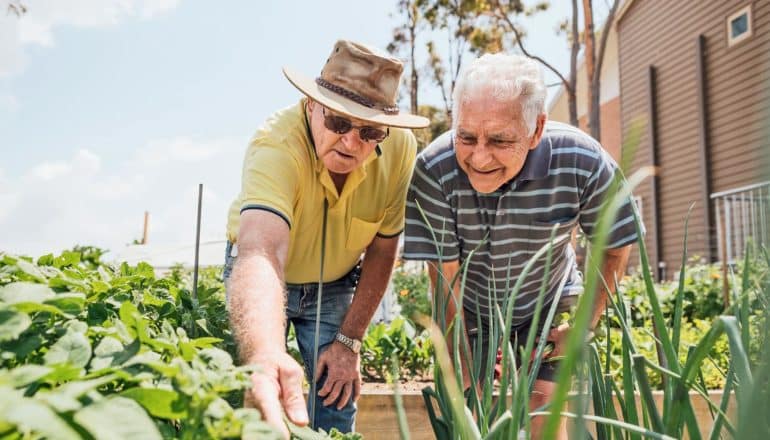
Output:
[403, 121, 639, 327]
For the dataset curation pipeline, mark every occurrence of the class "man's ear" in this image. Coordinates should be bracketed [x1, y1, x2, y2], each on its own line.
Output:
[528, 113, 547, 150]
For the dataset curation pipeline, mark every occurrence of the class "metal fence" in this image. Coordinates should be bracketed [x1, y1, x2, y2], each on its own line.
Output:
[712, 181, 770, 264]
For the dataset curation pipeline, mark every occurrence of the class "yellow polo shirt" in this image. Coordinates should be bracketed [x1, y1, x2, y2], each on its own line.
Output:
[226, 99, 417, 284]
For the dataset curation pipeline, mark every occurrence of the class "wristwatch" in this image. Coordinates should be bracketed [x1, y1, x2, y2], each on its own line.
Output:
[334, 332, 362, 354]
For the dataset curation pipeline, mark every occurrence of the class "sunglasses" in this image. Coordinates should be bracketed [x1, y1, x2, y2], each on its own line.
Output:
[322, 107, 389, 143]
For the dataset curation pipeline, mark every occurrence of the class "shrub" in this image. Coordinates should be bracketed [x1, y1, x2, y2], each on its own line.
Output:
[0, 250, 358, 439]
[361, 316, 432, 382]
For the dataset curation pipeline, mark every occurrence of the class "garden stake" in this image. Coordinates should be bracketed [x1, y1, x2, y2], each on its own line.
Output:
[191, 183, 202, 338]
[309, 198, 328, 428]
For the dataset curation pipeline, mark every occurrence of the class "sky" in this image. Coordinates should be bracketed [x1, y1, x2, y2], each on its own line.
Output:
[0, 0, 593, 259]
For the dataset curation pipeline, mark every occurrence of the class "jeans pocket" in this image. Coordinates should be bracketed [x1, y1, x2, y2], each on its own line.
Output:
[285, 286, 303, 317]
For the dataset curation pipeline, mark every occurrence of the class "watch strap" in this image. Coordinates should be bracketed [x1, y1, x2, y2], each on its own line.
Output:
[334, 332, 361, 354]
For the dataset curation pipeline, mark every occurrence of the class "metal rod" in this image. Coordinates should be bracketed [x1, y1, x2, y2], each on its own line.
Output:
[725, 198, 733, 263]
[309, 198, 329, 428]
[141, 211, 150, 244]
[714, 198, 723, 264]
[750, 190, 756, 252]
[741, 192, 748, 259]
[192, 183, 203, 309]
[710, 180, 770, 199]
[759, 189, 765, 248]
[720, 210, 730, 309]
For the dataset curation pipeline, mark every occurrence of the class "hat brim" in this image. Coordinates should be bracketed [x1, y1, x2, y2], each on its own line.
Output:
[283, 67, 430, 129]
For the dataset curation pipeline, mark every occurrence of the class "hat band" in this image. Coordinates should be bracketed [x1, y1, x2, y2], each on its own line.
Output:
[315, 77, 399, 115]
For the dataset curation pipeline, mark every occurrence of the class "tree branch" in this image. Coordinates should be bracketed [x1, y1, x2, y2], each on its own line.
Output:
[593, 0, 620, 85]
[491, 1, 573, 95]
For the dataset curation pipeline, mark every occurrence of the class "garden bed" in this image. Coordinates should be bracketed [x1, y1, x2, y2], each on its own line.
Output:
[355, 384, 737, 440]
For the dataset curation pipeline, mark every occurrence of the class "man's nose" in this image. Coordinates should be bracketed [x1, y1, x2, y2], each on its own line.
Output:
[339, 130, 362, 149]
[470, 143, 493, 166]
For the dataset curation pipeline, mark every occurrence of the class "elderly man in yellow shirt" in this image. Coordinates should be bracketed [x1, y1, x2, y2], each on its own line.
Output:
[223, 40, 428, 438]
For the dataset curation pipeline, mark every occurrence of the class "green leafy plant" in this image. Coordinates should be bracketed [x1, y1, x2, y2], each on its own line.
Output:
[361, 316, 432, 382]
[0, 250, 353, 439]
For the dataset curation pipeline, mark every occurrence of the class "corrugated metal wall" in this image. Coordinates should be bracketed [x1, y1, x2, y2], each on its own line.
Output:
[618, 0, 770, 277]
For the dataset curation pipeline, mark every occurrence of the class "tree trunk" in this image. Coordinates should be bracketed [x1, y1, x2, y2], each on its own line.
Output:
[568, 0, 579, 127]
[408, 4, 419, 115]
[583, 0, 599, 140]
[592, 0, 622, 143]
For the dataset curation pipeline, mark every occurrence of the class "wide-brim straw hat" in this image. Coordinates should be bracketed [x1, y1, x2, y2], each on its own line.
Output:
[283, 40, 430, 129]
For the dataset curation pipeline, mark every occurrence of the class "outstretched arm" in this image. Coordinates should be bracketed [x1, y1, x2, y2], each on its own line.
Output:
[228, 210, 307, 439]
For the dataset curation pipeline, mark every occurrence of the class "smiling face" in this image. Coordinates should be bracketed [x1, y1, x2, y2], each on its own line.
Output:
[454, 94, 545, 193]
[306, 99, 383, 176]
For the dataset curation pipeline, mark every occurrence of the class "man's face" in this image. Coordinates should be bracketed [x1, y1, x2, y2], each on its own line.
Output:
[454, 95, 544, 193]
[307, 100, 385, 176]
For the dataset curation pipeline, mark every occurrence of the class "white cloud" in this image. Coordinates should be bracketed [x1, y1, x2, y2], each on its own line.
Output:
[137, 0, 180, 19]
[29, 161, 71, 180]
[0, 0, 181, 76]
[0, 136, 244, 259]
[26, 148, 101, 181]
[138, 137, 228, 166]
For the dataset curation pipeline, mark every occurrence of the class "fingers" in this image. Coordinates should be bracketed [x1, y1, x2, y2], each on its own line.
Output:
[249, 353, 308, 440]
[336, 383, 353, 410]
[318, 378, 357, 408]
[314, 354, 328, 383]
[352, 377, 361, 403]
[314, 345, 360, 408]
[321, 380, 345, 407]
[317, 374, 334, 398]
[250, 375, 290, 440]
[278, 361, 309, 426]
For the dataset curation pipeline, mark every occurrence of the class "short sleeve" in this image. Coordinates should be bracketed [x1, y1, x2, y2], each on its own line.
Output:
[578, 151, 641, 249]
[239, 142, 300, 228]
[378, 130, 418, 237]
[403, 155, 460, 261]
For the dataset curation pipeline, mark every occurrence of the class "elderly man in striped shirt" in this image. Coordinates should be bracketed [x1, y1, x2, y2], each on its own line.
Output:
[403, 53, 639, 439]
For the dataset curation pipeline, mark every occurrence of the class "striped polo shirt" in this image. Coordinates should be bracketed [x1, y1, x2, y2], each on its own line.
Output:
[403, 121, 639, 327]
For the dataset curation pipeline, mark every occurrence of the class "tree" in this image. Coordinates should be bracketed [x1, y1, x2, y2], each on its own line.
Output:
[388, 0, 427, 115]
[390, 0, 538, 128]
[487, 0, 579, 127]
[487, 0, 621, 140]
[414, 104, 450, 150]
[584, 0, 621, 141]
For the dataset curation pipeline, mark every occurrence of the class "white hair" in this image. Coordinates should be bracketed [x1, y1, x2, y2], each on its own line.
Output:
[452, 53, 547, 136]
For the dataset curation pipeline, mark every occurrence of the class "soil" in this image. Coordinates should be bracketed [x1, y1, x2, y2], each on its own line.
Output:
[361, 380, 434, 394]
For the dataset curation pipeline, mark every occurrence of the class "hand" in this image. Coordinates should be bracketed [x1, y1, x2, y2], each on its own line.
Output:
[315, 341, 362, 409]
[544, 322, 571, 359]
[246, 351, 308, 440]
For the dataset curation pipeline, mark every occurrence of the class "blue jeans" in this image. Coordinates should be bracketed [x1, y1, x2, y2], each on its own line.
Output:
[223, 242, 358, 433]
